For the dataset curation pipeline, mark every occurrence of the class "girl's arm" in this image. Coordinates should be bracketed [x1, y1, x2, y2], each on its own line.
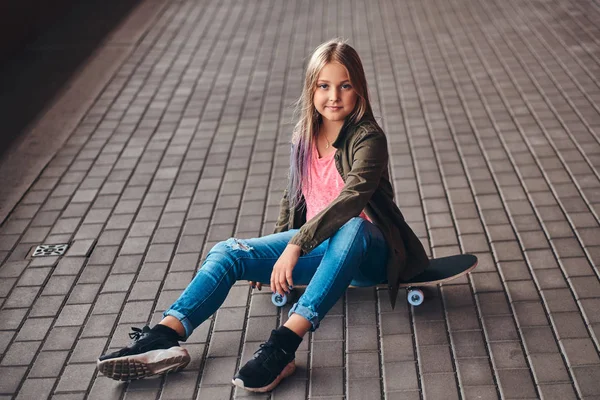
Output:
[289, 128, 388, 254]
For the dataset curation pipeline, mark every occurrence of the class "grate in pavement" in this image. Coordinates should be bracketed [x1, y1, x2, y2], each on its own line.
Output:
[32, 244, 69, 257]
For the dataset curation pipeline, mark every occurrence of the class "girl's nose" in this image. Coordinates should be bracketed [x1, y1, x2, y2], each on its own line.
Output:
[330, 89, 341, 101]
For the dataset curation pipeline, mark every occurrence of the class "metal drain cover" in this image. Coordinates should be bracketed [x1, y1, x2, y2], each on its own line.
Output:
[32, 244, 69, 257]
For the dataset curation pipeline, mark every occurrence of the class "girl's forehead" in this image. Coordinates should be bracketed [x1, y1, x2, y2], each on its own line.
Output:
[317, 62, 350, 81]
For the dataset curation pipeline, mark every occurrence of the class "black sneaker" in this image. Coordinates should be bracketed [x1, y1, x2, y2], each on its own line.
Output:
[232, 340, 296, 392]
[97, 326, 190, 381]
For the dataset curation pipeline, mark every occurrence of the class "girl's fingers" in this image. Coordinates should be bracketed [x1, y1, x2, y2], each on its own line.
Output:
[286, 270, 294, 291]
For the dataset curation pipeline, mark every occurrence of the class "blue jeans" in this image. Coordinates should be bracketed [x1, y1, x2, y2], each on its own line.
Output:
[164, 217, 388, 337]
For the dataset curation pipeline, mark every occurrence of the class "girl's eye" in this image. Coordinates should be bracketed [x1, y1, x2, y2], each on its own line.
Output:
[318, 84, 328, 89]
[342, 84, 352, 89]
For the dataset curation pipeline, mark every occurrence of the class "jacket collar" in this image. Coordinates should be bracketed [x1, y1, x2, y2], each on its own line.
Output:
[331, 118, 354, 149]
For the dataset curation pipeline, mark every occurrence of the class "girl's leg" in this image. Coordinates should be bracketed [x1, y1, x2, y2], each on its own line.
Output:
[98, 229, 309, 381]
[288, 217, 388, 331]
[163, 230, 300, 338]
[233, 217, 388, 392]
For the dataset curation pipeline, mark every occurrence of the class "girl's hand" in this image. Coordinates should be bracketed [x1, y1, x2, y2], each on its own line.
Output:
[270, 244, 302, 295]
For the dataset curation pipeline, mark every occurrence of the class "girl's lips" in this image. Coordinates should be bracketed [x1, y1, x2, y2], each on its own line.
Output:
[326, 106, 342, 110]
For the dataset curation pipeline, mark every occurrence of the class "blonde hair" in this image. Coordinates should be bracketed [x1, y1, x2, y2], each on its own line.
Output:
[288, 39, 376, 208]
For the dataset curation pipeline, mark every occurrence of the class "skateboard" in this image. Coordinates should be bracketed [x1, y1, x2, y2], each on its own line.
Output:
[270, 254, 478, 307]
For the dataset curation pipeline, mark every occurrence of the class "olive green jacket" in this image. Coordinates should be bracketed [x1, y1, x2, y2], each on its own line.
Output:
[274, 119, 430, 308]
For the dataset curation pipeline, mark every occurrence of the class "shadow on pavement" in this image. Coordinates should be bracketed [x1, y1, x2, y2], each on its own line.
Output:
[0, 0, 142, 158]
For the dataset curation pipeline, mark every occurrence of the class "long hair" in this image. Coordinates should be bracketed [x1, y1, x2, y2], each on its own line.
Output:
[287, 38, 377, 208]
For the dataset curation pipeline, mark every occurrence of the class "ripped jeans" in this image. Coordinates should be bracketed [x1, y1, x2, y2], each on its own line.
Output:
[164, 217, 388, 338]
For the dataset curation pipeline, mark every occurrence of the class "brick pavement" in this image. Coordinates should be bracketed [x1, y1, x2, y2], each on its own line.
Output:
[1, 0, 600, 398]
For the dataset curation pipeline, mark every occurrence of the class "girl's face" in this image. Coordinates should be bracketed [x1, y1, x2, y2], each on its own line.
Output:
[313, 62, 358, 124]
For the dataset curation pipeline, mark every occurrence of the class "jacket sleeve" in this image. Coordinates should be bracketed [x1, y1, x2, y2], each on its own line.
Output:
[288, 129, 388, 254]
[273, 189, 290, 233]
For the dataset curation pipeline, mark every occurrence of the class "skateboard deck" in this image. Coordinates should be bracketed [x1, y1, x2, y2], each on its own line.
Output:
[399, 254, 478, 287]
[269, 253, 478, 307]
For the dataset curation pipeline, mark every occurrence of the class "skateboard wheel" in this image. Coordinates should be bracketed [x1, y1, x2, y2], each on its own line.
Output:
[271, 292, 288, 307]
[407, 289, 424, 306]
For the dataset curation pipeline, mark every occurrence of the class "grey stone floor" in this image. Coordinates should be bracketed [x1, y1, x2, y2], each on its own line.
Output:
[0, 0, 599, 399]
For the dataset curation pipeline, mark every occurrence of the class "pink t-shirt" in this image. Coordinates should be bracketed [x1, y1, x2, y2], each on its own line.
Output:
[303, 143, 371, 222]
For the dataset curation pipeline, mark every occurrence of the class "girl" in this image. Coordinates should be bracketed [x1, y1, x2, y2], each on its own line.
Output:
[97, 39, 429, 393]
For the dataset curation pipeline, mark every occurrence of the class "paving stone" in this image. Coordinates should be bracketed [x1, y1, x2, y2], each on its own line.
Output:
[489, 341, 527, 369]
[560, 338, 600, 367]
[383, 361, 418, 392]
[200, 356, 238, 386]
[163, 270, 194, 290]
[0, 261, 28, 278]
[54, 257, 87, 275]
[346, 324, 378, 352]
[379, 312, 412, 335]
[0, 277, 15, 297]
[211, 307, 245, 332]
[196, 385, 232, 400]
[506, 280, 540, 302]
[572, 365, 600, 397]
[497, 369, 538, 398]
[15, 378, 56, 400]
[155, 290, 180, 312]
[55, 303, 92, 326]
[120, 237, 150, 255]
[78, 265, 110, 284]
[309, 367, 343, 397]
[101, 273, 135, 293]
[74, 223, 103, 240]
[0, 331, 15, 354]
[42, 326, 80, 351]
[161, 371, 199, 399]
[422, 373, 459, 400]
[67, 283, 101, 304]
[244, 315, 276, 341]
[580, 298, 600, 324]
[29, 351, 69, 378]
[207, 330, 242, 357]
[70, 337, 109, 363]
[55, 362, 96, 392]
[461, 386, 499, 400]
[541, 288, 579, 313]
[311, 340, 343, 368]
[381, 334, 414, 363]
[0, 367, 27, 393]
[88, 246, 118, 265]
[347, 352, 380, 380]
[529, 353, 570, 382]
[86, 376, 125, 400]
[446, 307, 482, 331]
[346, 378, 381, 400]
[418, 345, 454, 373]
[1, 341, 41, 366]
[560, 257, 594, 277]
[4, 286, 42, 308]
[15, 317, 53, 341]
[0, 308, 27, 330]
[65, 239, 96, 257]
[537, 383, 577, 400]
[137, 262, 169, 281]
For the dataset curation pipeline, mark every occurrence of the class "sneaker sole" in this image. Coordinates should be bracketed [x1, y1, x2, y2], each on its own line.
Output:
[231, 360, 296, 393]
[97, 346, 190, 381]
